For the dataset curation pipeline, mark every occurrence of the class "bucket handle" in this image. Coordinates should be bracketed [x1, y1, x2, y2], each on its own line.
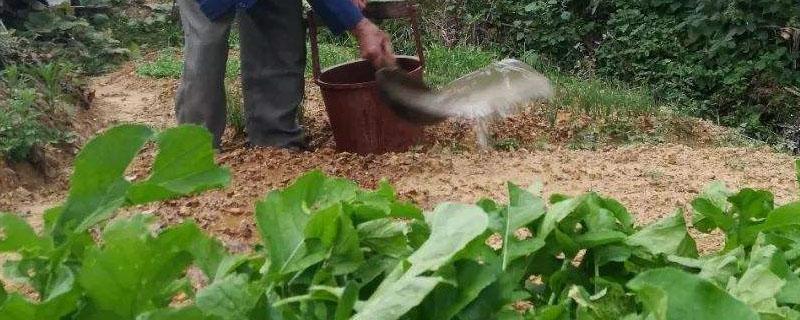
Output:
[308, 1, 426, 82]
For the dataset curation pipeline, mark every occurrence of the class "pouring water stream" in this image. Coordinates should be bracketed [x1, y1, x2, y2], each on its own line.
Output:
[377, 59, 554, 149]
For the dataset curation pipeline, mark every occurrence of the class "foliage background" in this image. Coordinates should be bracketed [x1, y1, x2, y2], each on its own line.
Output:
[417, 0, 800, 143]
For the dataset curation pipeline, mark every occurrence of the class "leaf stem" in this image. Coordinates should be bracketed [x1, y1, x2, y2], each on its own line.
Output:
[548, 256, 572, 305]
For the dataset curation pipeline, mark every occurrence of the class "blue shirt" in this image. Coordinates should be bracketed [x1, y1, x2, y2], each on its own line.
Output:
[197, 0, 364, 34]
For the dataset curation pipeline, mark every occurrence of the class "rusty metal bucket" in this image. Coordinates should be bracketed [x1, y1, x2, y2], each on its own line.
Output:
[308, 1, 426, 154]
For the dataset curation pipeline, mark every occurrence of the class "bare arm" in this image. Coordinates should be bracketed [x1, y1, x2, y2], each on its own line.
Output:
[351, 18, 396, 68]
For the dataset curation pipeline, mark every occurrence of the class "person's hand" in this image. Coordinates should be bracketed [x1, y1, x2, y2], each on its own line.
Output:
[352, 18, 396, 69]
[351, 0, 367, 10]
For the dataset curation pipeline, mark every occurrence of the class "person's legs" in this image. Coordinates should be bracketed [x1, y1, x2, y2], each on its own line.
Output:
[238, 0, 306, 148]
[175, 0, 233, 147]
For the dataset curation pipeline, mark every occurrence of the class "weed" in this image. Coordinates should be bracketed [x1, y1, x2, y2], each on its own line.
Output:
[31, 62, 65, 108]
[228, 27, 240, 48]
[1, 65, 25, 88]
[305, 42, 359, 76]
[0, 89, 58, 161]
[422, 43, 498, 87]
[225, 80, 245, 135]
[531, 136, 550, 151]
[135, 49, 183, 79]
[644, 169, 665, 181]
[136, 49, 241, 79]
[225, 55, 241, 79]
[494, 138, 520, 151]
[550, 74, 658, 118]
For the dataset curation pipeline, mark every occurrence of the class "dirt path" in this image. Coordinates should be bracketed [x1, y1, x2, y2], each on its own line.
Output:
[2, 62, 797, 250]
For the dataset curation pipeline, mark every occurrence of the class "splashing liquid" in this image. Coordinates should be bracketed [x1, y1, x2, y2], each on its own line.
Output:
[435, 59, 553, 149]
[377, 58, 553, 148]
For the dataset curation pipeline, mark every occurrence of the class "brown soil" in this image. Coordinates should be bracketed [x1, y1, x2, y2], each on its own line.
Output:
[1, 62, 797, 253]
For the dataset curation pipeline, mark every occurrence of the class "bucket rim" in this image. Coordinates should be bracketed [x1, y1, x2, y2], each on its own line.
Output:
[314, 55, 422, 89]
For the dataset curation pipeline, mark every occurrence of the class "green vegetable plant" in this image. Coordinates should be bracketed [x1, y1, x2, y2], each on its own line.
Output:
[3, 124, 800, 319]
[0, 88, 59, 161]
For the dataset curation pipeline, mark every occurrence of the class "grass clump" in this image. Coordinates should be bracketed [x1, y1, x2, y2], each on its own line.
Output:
[135, 49, 183, 79]
[0, 63, 74, 161]
[136, 49, 241, 79]
[422, 43, 498, 87]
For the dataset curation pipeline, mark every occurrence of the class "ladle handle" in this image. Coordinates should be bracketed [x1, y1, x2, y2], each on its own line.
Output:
[308, 1, 425, 82]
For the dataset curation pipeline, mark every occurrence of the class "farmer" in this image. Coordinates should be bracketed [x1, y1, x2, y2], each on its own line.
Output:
[177, 0, 396, 149]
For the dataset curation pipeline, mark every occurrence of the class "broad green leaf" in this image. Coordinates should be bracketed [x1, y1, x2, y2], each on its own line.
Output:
[626, 211, 698, 258]
[79, 215, 196, 318]
[669, 247, 744, 285]
[0, 286, 79, 320]
[598, 197, 635, 233]
[506, 238, 546, 263]
[329, 206, 364, 275]
[574, 230, 628, 248]
[179, 223, 230, 280]
[408, 203, 489, 276]
[501, 183, 546, 269]
[728, 189, 774, 221]
[691, 182, 733, 233]
[354, 203, 488, 320]
[742, 202, 800, 241]
[569, 285, 634, 320]
[534, 304, 570, 320]
[388, 202, 425, 221]
[51, 125, 229, 240]
[778, 272, 800, 305]
[305, 204, 364, 275]
[196, 273, 262, 320]
[256, 172, 358, 277]
[691, 197, 734, 232]
[126, 125, 230, 204]
[3, 255, 51, 294]
[580, 194, 622, 233]
[729, 235, 792, 317]
[426, 259, 499, 320]
[352, 254, 400, 286]
[352, 276, 442, 320]
[454, 256, 530, 320]
[38, 265, 80, 318]
[538, 195, 584, 241]
[334, 283, 359, 320]
[630, 284, 668, 320]
[0, 212, 49, 253]
[305, 205, 342, 248]
[53, 124, 154, 239]
[627, 267, 758, 320]
[348, 181, 419, 222]
[507, 182, 546, 229]
[730, 259, 784, 309]
[0, 294, 36, 320]
[357, 218, 412, 258]
[555, 228, 581, 258]
[594, 244, 632, 267]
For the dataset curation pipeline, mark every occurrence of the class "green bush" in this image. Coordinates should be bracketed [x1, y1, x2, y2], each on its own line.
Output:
[0, 88, 58, 161]
[0, 0, 176, 162]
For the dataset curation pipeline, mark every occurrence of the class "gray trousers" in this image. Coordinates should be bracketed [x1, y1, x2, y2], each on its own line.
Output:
[176, 0, 306, 148]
